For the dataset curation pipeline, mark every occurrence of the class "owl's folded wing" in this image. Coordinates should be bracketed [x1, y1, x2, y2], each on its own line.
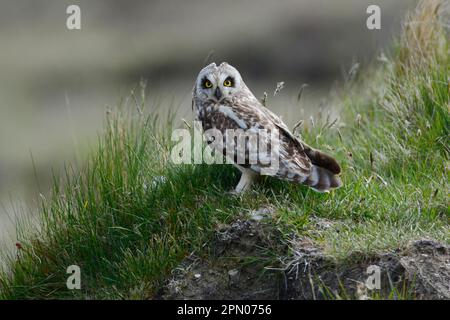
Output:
[231, 99, 341, 189]
[211, 99, 313, 181]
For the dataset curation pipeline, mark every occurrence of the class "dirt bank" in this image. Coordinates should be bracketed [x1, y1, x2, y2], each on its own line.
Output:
[161, 211, 450, 300]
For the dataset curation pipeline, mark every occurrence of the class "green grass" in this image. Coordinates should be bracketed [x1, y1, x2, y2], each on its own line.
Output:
[0, 0, 449, 299]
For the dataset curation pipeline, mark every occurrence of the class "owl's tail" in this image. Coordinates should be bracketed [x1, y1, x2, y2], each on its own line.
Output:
[304, 165, 342, 192]
[303, 147, 342, 192]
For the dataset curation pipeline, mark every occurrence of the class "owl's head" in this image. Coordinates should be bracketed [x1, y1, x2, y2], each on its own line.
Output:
[194, 62, 243, 102]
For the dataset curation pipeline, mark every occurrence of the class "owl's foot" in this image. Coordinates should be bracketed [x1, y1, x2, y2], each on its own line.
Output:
[228, 189, 241, 196]
[233, 170, 259, 194]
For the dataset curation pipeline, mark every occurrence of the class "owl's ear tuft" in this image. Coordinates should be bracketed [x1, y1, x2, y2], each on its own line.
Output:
[219, 62, 229, 67]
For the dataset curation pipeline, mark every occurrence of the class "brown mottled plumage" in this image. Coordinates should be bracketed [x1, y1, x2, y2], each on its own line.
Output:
[193, 62, 342, 193]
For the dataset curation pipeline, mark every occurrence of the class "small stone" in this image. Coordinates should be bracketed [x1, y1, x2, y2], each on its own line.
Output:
[250, 206, 274, 221]
[194, 273, 201, 279]
[228, 269, 239, 285]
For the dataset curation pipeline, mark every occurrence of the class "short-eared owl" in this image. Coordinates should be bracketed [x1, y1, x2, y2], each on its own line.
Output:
[193, 62, 342, 193]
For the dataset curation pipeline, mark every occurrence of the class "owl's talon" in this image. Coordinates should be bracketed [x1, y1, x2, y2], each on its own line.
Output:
[227, 189, 242, 196]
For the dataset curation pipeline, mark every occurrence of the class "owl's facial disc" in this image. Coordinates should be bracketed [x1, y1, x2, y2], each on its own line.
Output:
[196, 62, 242, 102]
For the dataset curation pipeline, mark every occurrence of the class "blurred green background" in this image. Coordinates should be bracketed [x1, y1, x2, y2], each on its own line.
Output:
[0, 0, 416, 250]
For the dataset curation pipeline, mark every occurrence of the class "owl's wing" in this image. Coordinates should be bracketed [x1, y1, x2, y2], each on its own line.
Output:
[259, 105, 303, 145]
[255, 101, 341, 173]
[206, 97, 313, 182]
[228, 97, 341, 186]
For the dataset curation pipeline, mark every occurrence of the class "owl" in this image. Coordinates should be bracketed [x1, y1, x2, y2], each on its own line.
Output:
[193, 62, 342, 194]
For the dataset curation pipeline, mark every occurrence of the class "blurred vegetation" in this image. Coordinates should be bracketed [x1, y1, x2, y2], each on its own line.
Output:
[0, 0, 416, 249]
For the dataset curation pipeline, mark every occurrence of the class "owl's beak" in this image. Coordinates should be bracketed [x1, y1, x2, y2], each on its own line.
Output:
[214, 87, 222, 100]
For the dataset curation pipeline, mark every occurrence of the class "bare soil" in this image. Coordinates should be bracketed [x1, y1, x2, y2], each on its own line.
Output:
[161, 211, 450, 300]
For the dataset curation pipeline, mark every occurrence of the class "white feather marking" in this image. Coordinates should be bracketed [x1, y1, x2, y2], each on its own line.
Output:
[309, 165, 319, 186]
[311, 187, 330, 193]
[218, 105, 248, 129]
[321, 171, 330, 188]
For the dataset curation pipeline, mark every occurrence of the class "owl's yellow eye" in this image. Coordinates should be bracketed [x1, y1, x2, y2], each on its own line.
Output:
[204, 80, 213, 88]
[223, 80, 232, 87]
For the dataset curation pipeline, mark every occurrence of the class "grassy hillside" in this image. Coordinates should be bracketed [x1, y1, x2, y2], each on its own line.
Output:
[0, 0, 448, 299]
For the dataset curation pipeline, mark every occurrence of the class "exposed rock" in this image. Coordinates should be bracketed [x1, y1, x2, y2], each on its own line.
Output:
[161, 214, 450, 300]
[399, 240, 450, 299]
[283, 238, 449, 300]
